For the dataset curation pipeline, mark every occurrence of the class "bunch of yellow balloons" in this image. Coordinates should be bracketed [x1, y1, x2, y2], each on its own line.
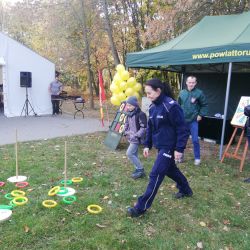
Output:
[110, 64, 142, 106]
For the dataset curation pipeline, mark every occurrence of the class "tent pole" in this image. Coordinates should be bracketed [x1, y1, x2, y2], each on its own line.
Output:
[180, 66, 186, 90]
[219, 62, 233, 160]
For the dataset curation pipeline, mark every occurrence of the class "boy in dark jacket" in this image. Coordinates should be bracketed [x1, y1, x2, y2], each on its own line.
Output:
[124, 96, 147, 179]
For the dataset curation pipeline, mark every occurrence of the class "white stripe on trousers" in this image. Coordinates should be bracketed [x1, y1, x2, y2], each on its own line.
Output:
[144, 174, 160, 211]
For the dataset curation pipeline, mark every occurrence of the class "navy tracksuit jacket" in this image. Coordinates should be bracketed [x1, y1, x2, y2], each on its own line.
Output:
[135, 93, 192, 212]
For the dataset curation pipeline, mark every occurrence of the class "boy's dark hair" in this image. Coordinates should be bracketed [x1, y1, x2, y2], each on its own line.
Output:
[244, 105, 250, 117]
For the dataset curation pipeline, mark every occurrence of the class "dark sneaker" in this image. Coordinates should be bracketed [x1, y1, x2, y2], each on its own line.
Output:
[243, 178, 250, 183]
[174, 190, 193, 199]
[127, 207, 145, 218]
[131, 170, 146, 179]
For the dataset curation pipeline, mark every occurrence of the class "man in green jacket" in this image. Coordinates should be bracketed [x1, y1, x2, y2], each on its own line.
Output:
[178, 76, 208, 165]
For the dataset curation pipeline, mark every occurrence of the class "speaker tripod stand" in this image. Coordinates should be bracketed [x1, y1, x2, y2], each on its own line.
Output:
[20, 87, 37, 116]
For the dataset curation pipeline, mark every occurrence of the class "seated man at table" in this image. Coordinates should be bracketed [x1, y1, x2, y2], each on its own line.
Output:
[49, 75, 63, 115]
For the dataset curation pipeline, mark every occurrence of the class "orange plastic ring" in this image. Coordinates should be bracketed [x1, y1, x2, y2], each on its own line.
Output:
[0, 181, 5, 187]
[15, 182, 29, 188]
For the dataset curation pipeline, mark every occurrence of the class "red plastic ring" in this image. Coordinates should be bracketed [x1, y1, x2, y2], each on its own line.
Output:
[15, 182, 29, 188]
[0, 181, 5, 187]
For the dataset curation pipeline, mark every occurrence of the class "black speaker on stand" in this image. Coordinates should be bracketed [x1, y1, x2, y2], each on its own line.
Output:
[20, 72, 37, 116]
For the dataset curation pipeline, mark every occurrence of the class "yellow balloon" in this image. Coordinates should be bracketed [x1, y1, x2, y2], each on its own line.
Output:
[125, 87, 134, 97]
[110, 84, 119, 93]
[118, 92, 126, 102]
[116, 64, 125, 73]
[133, 83, 142, 92]
[133, 92, 140, 100]
[121, 71, 130, 81]
[127, 77, 136, 87]
[113, 73, 122, 83]
[120, 81, 128, 90]
[113, 78, 122, 87]
[110, 96, 121, 106]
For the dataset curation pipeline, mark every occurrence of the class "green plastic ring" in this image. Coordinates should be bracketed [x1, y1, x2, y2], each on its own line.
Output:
[4, 193, 14, 200]
[0, 204, 13, 210]
[62, 195, 76, 205]
[9, 200, 17, 208]
[57, 187, 68, 195]
[60, 180, 73, 185]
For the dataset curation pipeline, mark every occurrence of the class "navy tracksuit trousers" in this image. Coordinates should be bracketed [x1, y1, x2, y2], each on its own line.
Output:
[135, 149, 192, 212]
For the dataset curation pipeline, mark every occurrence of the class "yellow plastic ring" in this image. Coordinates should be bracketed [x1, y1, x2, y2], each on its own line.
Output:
[71, 177, 83, 183]
[12, 196, 28, 206]
[11, 190, 26, 197]
[48, 186, 60, 196]
[42, 200, 57, 208]
[87, 204, 103, 214]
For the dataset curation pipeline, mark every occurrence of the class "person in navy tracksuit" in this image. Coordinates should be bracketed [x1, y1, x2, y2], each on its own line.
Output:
[127, 78, 193, 217]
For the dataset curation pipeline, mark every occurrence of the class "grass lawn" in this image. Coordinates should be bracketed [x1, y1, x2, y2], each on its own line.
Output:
[0, 133, 249, 250]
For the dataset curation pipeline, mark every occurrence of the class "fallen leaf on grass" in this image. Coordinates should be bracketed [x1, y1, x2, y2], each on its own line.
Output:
[223, 226, 230, 232]
[223, 219, 230, 225]
[196, 242, 203, 249]
[24, 225, 30, 233]
[92, 162, 97, 165]
[96, 224, 107, 228]
[63, 208, 72, 213]
[103, 196, 109, 200]
[199, 221, 206, 227]
[143, 225, 156, 237]
[224, 246, 234, 250]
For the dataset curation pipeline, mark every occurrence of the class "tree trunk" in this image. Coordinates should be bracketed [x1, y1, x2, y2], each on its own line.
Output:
[127, 0, 141, 51]
[100, 0, 120, 65]
[80, 0, 94, 109]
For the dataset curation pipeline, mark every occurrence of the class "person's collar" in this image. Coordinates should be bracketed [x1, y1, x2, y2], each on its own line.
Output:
[152, 93, 165, 105]
[187, 87, 196, 92]
[127, 107, 140, 116]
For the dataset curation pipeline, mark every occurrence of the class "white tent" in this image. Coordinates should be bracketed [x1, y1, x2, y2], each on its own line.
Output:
[0, 32, 55, 117]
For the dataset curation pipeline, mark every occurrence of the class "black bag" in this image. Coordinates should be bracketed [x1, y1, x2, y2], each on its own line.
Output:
[244, 105, 250, 117]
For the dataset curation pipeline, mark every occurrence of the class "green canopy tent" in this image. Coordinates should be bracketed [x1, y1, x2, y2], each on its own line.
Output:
[126, 11, 250, 70]
[126, 11, 250, 159]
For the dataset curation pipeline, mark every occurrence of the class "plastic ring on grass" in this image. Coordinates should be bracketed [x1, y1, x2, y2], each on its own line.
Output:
[11, 190, 25, 197]
[12, 197, 28, 206]
[87, 204, 103, 214]
[9, 200, 17, 208]
[42, 200, 57, 208]
[0, 181, 5, 187]
[4, 193, 13, 200]
[0, 205, 13, 210]
[71, 177, 83, 183]
[48, 186, 60, 196]
[15, 182, 29, 188]
[62, 195, 76, 205]
[57, 187, 68, 195]
[60, 180, 73, 185]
